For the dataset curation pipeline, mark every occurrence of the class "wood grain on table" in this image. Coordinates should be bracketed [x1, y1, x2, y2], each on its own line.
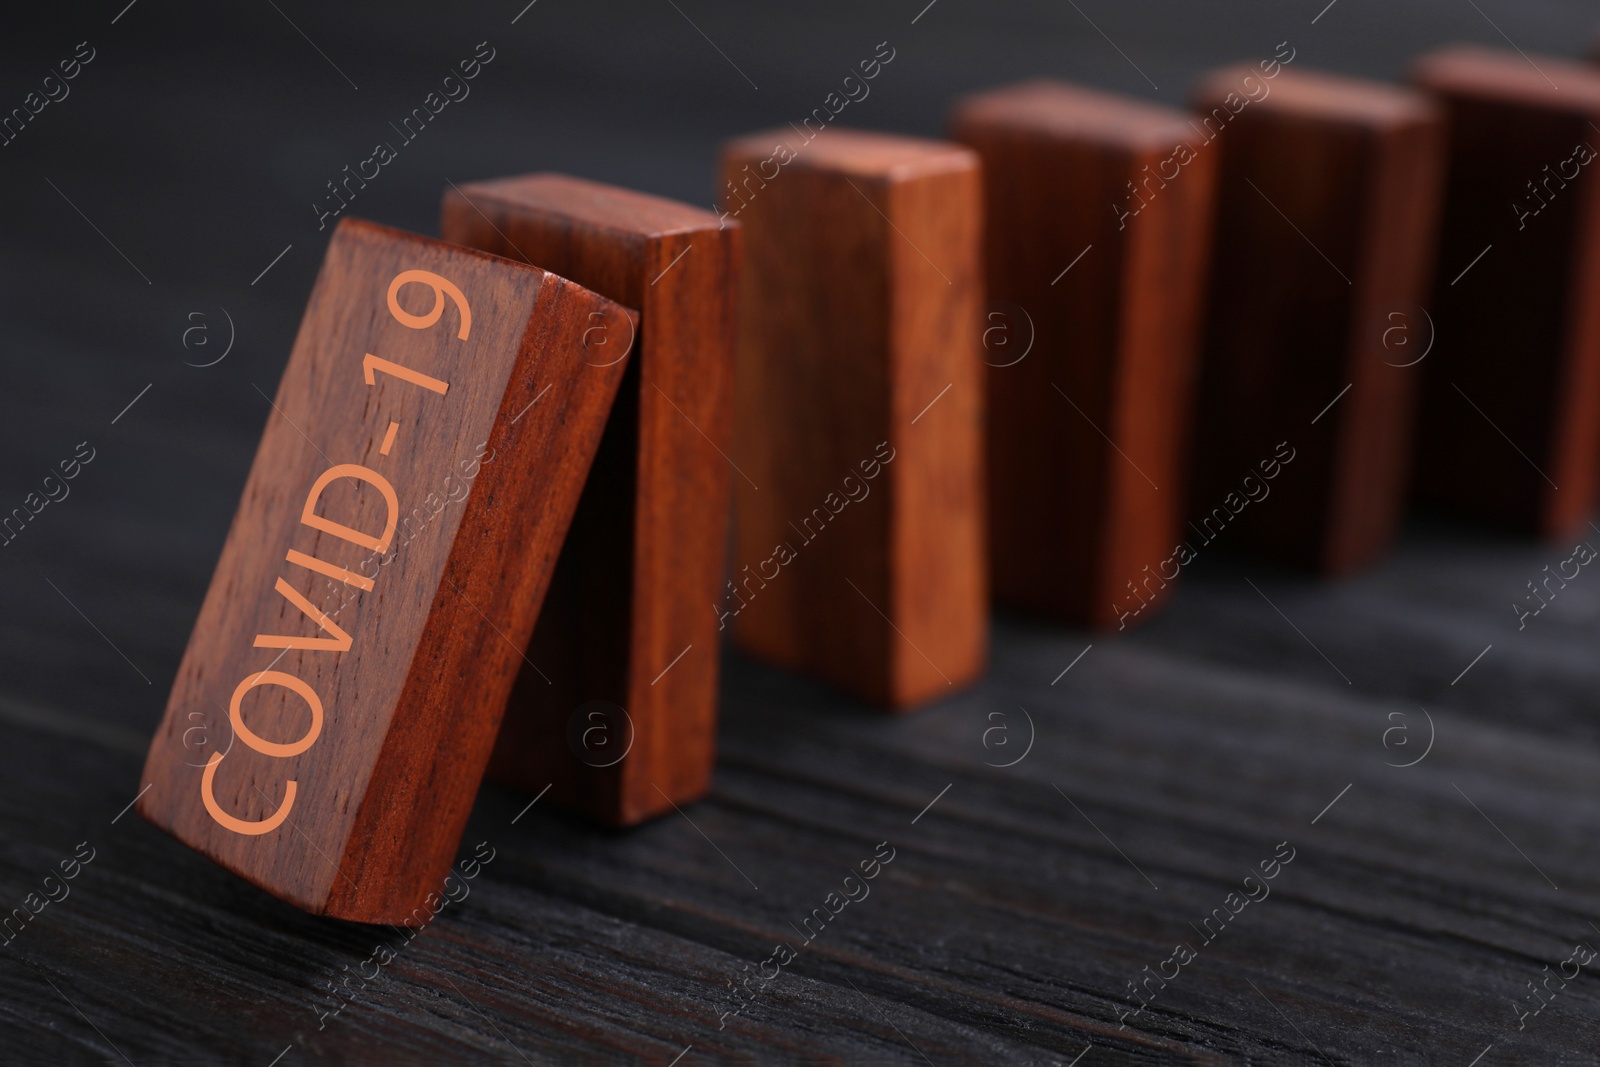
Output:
[8, 522, 1600, 1061]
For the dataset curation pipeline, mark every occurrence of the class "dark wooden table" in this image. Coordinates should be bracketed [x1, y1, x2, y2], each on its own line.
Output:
[3, 1, 1599, 1062]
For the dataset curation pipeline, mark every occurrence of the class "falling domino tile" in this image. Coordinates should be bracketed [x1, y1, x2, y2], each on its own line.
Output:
[138, 219, 633, 922]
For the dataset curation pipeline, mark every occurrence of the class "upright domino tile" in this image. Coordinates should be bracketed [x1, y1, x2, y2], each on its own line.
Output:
[718, 128, 986, 709]
[1188, 64, 1445, 574]
[950, 80, 1217, 629]
[139, 219, 634, 922]
[440, 174, 738, 827]
[1411, 47, 1600, 538]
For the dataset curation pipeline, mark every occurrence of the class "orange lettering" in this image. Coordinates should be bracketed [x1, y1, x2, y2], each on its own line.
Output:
[363, 353, 449, 396]
[300, 463, 399, 552]
[254, 578, 353, 652]
[229, 669, 324, 757]
[285, 547, 374, 592]
[386, 268, 471, 339]
[201, 751, 297, 835]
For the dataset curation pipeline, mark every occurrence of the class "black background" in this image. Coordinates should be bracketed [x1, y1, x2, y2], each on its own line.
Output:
[0, 0, 1591, 733]
[5, 1, 1600, 1063]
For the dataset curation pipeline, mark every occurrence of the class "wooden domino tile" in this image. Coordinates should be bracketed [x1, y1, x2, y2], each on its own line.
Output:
[138, 218, 634, 923]
[950, 79, 1218, 628]
[718, 127, 986, 710]
[1187, 64, 1445, 574]
[1410, 46, 1600, 539]
[440, 173, 738, 827]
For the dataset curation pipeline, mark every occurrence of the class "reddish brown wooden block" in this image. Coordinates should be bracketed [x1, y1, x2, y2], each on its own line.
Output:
[949, 80, 1217, 629]
[138, 218, 633, 923]
[718, 128, 986, 710]
[1411, 47, 1600, 539]
[1186, 65, 1445, 574]
[439, 173, 738, 827]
